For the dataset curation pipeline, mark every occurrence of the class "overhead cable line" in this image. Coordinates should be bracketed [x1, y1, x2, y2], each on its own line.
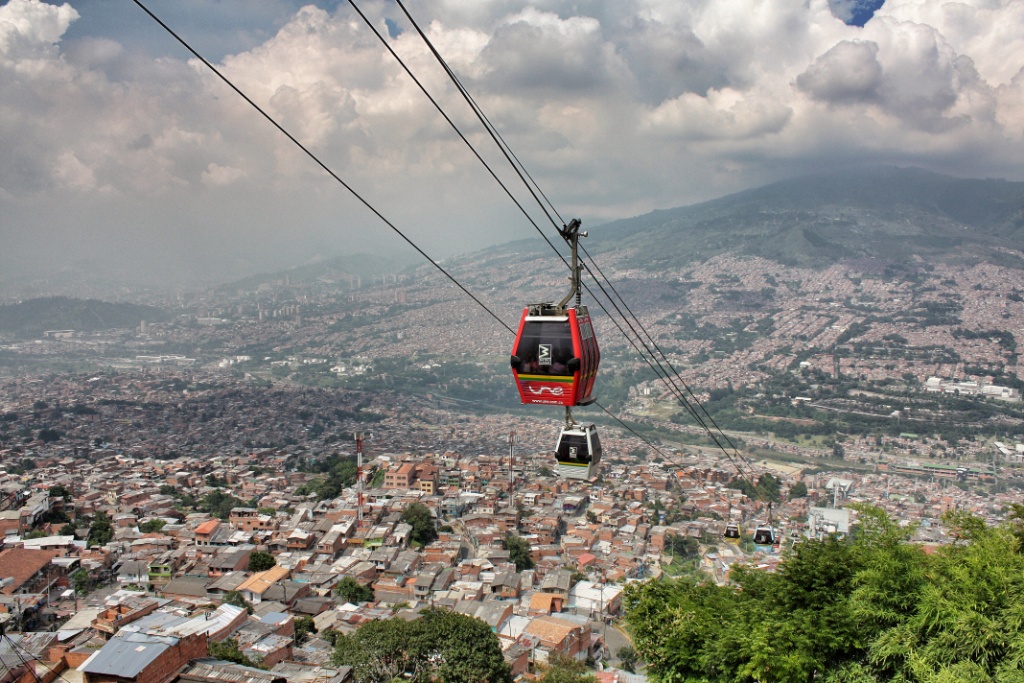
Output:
[130, 0, 514, 337]
[345, 0, 570, 269]
[1, 633, 43, 683]
[346, 1, 703, 466]
[387, 0, 767, 498]
[393, 0, 566, 237]
[578, 254, 763, 490]
[132, 0, 672, 462]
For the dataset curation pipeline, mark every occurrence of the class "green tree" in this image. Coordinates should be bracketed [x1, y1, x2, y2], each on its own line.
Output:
[864, 511, 1024, 682]
[756, 473, 781, 502]
[37, 428, 62, 443]
[71, 568, 93, 595]
[37, 508, 70, 525]
[401, 502, 437, 547]
[247, 550, 277, 572]
[666, 533, 700, 559]
[208, 638, 260, 668]
[502, 533, 535, 571]
[200, 490, 246, 520]
[331, 607, 512, 683]
[790, 480, 809, 499]
[294, 616, 317, 645]
[88, 511, 113, 547]
[617, 645, 639, 673]
[334, 576, 374, 605]
[223, 590, 254, 614]
[624, 505, 1024, 683]
[537, 652, 597, 682]
[48, 484, 73, 501]
[139, 519, 166, 533]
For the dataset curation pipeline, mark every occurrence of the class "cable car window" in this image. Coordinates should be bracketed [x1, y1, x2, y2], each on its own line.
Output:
[556, 432, 592, 463]
[514, 321, 574, 376]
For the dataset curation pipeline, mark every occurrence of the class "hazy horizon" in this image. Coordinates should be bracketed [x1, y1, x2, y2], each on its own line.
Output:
[3, 0, 1023, 295]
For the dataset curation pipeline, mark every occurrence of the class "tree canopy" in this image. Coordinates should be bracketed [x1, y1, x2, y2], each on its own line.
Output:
[247, 550, 276, 572]
[331, 607, 512, 683]
[623, 505, 1024, 682]
[200, 490, 247, 520]
[294, 453, 358, 500]
[503, 532, 535, 571]
[139, 518, 166, 533]
[401, 502, 438, 547]
[208, 638, 261, 668]
[87, 511, 113, 547]
[222, 590, 254, 614]
[536, 652, 597, 683]
[48, 484, 73, 501]
[334, 576, 374, 605]
[727, 473, 781, 503]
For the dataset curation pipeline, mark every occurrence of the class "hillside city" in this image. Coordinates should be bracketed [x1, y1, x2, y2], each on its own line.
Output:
[1, 251, 1024, 682]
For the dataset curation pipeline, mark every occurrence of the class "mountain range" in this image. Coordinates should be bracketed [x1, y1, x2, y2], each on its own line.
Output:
[0, 297, 167, 338]
[588, 166, 1024, 271]
[5, 166, 1024, 335]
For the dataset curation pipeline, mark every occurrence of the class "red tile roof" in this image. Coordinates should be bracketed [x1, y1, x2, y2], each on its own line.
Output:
[0, 548, 62, 594]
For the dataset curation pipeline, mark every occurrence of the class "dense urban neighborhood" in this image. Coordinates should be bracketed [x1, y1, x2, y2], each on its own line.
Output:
[3, 247, 1024, 682]
[0, 358, 1020, 683]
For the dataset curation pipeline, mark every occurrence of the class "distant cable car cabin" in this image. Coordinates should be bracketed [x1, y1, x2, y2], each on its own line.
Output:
[752, 504, 779, 549]
[554, 422, 602, 480]
[724, 522, 741, 544]
[752, 524, 777, 546]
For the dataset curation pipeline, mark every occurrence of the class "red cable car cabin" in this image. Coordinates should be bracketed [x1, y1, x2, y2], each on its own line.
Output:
[510, 302, 600, 407]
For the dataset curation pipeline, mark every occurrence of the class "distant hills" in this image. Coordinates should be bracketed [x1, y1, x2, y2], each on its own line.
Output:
[5, 168, 1024, 336]
[212, 252, 410, 294]
[588, 167, 1024, 270]
[0, 297, 167, 338]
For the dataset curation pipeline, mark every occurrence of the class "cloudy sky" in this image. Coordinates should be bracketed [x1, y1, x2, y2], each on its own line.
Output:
[2, 0, 1023, 291]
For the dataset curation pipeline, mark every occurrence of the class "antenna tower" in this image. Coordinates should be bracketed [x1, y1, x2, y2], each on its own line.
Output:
[355, 432, 364, 527]
[508, 428, 517, 493]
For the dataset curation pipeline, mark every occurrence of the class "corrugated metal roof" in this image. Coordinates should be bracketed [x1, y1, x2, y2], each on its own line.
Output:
[180, 657, 284, 683]
[78, 631, 175, 678]
[0, 638, 30, 679]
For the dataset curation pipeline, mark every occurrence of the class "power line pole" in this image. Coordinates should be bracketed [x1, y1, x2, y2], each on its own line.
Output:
[355, 432, 364, 528]
[508, 428, 517, 494]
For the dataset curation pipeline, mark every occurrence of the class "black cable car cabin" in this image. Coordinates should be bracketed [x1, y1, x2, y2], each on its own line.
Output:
[724, 522, 741, 543]
[752, 524, 777, 546]
[510, 302, 599, 407]
[555, 422, 602, 480]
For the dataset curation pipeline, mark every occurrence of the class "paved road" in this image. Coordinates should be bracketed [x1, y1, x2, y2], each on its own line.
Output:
[593, 618, 633, 664]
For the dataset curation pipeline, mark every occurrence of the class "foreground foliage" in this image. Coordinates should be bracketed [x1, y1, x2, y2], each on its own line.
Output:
[623, 506, 1024, 682]
[331, 607, 512, 683]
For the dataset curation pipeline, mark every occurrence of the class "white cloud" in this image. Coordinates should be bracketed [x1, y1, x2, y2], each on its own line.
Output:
[52, 150, 97, 191]
[645, 88, 793, 140]
[797, 40, 883, 103]
[1, 0, 1023, 288]
[201, 162, 246, 187]
[880, 0, 1024, 86]
[0, 0, 77, 58]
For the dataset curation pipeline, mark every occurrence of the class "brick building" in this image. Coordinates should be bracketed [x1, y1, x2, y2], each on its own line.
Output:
[79, 631, 208, 683]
